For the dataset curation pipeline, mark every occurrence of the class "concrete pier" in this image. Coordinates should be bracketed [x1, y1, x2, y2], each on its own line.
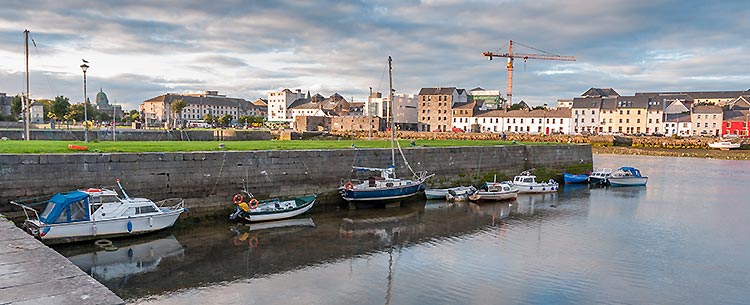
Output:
[0, 214, 123, 305]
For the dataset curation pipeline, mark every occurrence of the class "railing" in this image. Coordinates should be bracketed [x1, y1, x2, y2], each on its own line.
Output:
[10, 201, 40, 222]
[156, 198, 185, 211]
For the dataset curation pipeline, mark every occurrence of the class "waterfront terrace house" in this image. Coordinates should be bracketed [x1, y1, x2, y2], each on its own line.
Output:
[451, 101, 479, 132]
[493, 109, 571, 134]
[598, 97, 618, 134]
[140, 91, 256, 127]
[646, 98, 664, 135]
[571, 97, 602, 134]
[691, 105, 723, 136]
[418, 87, 467, 132]
[615, 95, 650, 135]
[721, 97, 750, 136]
[267, 88, 304, 123]
[665, 113, 692, 136]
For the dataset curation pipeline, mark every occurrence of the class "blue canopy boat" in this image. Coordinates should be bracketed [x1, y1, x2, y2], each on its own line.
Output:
[563, 172, 589, 184]
[608, 167, 648, 187]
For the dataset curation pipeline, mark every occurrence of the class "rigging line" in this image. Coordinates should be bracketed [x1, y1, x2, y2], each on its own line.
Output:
[513, 40, 560, 56]
[375, 60, 387, 96]
[395, 140, 418, 178]
[28, 33, 59, 95]
[209, 151, 227, 196]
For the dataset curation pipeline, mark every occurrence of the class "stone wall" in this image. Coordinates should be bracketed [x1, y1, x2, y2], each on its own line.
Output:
[0, 145, 592, 219]
[0, 129, 271, 141]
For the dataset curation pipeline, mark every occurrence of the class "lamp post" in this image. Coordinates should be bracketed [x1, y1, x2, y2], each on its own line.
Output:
[80, 63, 89, 142]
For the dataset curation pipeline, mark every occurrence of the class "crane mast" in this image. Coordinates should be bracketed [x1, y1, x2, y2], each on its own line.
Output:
[483, 40, 575, 107]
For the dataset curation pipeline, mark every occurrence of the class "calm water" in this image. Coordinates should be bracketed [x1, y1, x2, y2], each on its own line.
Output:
[54, 154, 750, 305]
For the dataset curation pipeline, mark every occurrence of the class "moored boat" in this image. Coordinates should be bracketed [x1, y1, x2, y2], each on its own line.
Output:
[563, 172, 589, 184]
[11, 180, 185, 244]
[230, 190, 316, 222]
[425, 185, 475, 200]
[708, 141, 741, 150]
[608, 167, 648, 187]
[589, 168, 612, 185]
[445, 186, 478, 201]
[468, 181, 518, 202]
[510, 171, 559, 194]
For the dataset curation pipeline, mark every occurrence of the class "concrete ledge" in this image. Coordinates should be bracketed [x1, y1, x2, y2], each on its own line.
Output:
[0, 214, 124, 305]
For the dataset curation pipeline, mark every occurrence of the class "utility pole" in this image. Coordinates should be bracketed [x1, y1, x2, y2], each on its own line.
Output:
[24, 29, 30, 141]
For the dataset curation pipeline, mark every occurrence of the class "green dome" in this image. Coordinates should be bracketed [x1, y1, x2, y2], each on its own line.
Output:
[96, 89, 109, 106]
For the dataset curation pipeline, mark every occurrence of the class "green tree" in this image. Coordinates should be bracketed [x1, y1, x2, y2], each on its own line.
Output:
[203, 113, 215, 125]
[66, 103, 98, 122]
[48, 95, 71, 121]
[11, 95, 21, 117]
[218, 114, 233, 127]
[170, 98, 187, 128]
[237, 115, 249, 126]
[508, 103, 525, 111]
[126, 110, 140, 123]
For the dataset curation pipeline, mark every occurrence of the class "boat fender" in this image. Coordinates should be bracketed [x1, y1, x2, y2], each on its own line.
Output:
[95, 239, 113, 248]
[233, 194, 244, 205]
[542, 187, 545, 191]
[345, 181, 354, 191]
[529, 186, 533, 190]
[238, 202, 250, 212]
[249, 236, 259, 248]
[127, 220, 133, 233]
[249, 198, 259, 210]
[40, 227, 50, 237]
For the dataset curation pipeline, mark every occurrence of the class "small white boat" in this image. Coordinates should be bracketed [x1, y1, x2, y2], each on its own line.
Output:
[445, 186, 478, 201]
[511, 171, 559, 194]
[229, 189, 316, 222]
[608, 167, 648, 187]
[12, 180, 185, 244]
[425, 186, 475, 200]
[589, 168, 612, 185]
[469, 182, 518, 202]
[708, 141, 741, 150]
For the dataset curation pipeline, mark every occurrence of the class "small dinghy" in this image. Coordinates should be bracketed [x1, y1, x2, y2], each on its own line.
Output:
[229, 187, 316, 222]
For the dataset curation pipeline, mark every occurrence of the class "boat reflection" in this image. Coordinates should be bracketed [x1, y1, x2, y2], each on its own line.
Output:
[339, 207, 424, 244]
[606, 185, 647, 198]
[64, 234, 184, 284]
[230, 218, 315, 248]
[514, 193, 556, 215]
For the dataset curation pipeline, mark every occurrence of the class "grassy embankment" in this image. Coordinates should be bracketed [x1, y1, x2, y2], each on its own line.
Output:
[0, 139, 564, 154]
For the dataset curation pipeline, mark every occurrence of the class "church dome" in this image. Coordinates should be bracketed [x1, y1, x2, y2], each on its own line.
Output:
[96, 88, 109, 106]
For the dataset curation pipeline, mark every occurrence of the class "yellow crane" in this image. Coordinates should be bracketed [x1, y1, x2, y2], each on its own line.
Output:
[483, 40, 575, 107]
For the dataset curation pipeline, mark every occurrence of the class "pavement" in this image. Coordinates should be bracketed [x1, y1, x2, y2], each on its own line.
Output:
[0, 214, 124, 305]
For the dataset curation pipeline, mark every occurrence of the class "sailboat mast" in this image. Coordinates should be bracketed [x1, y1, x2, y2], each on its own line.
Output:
[388, 56, 395, 167]
[24, 29, 30, 141]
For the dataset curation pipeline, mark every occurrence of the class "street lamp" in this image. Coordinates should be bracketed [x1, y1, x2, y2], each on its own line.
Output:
[80, 63, 89, 142]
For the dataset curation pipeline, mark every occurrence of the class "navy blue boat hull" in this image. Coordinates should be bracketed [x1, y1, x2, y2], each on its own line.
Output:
[339, 182, 424, 202]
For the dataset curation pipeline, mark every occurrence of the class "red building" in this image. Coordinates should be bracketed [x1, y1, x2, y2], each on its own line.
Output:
[721, 109, 749, 137]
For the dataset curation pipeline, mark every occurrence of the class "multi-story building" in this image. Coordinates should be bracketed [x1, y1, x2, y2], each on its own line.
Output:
[615, 95, 649, 134]
[392, 94, 418, 125]
[468, 87, 505, 109]
[451, 101, 479, 132]
[645, 98, 664, 135]
[140, 91, 257, 127]
[469, 109, 572, 134]
[636, 90, 749, 106]
[665, 113, 692, 136]
[267, 89, 304, 122]
[571, 97, 602, 134]
[691, 105, 722, 136]
[598, 98, 618, 134]
[418, 87, 467, 132]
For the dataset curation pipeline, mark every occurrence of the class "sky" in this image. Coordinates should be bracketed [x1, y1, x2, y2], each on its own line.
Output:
[0, 0, 748, 111]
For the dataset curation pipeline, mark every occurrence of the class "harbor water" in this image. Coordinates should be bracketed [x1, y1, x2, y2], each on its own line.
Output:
[54, 154, 750, 305]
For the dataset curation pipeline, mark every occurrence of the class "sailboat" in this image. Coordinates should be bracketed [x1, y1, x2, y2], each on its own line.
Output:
[338, 57, 433, 202]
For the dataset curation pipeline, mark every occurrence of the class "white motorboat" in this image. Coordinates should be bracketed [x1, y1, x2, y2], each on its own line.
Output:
[589, 168, 612, 185]
[511, 171, 559, 194]
[468, 182, 518, 202]
[608, 167, 648, 187]
[12, 180, 185, 244]
[425, 186, 476, 200]
[708, 141, 741, 150]
[445, 186, 478, 201]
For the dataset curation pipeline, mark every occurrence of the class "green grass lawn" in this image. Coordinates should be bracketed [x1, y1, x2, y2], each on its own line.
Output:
[0, 139, 561, 154]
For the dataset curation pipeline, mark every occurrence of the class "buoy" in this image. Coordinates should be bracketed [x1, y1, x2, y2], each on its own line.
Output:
[94, 239, 113, 248]
[68, 144, 88, 151]
[127, 220, 133, 233]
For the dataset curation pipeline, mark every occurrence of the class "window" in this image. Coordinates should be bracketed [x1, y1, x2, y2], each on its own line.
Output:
[591, 118, 595, 123]
[627, 110, 630, 115]
[696, 123, 700, 127]
[637, 119, 640, 123]
[637, 110, 641, 115]
[591, 110, 595, 115]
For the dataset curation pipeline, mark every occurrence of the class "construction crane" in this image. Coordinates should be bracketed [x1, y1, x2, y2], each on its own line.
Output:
[483, 40, 575, 107]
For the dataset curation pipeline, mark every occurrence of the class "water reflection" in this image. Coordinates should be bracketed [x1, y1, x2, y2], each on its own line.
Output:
[57, 234, 184, 290]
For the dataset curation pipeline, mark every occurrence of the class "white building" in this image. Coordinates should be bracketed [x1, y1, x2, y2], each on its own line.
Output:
[267, 89, 304, 122]
[453, 109, 572, 134]
[665, 113, 692, 136]
[571, 97, 603, 134]
[140, 91, 259, 127]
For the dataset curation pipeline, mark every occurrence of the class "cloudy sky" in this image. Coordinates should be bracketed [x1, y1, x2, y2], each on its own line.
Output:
[1, 0, 748, 111]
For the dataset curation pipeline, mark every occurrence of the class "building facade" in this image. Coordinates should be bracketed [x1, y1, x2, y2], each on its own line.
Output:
[691, 105, 722, 136]
[267, 89, 304, 122]
[140, 91, 256, 127]
[418, 87, 467, 132]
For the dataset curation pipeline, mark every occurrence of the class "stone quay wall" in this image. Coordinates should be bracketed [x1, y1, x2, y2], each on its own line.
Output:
[0, 145, 591, 219]
[0, 129, 271, 141]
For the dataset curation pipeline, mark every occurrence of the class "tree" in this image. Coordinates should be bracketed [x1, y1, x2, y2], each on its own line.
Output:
[126, 110, 140, 123]
[237, 115, 249, 126]
[170, 98, 187, 129]
[48, 96, 70, 121]
[203, 113, 215, 125]
[508, 103, 526, 111]
[11, 95, 21, 117]
[218, 114, 233, 127]
[65, 103, 98, 122]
